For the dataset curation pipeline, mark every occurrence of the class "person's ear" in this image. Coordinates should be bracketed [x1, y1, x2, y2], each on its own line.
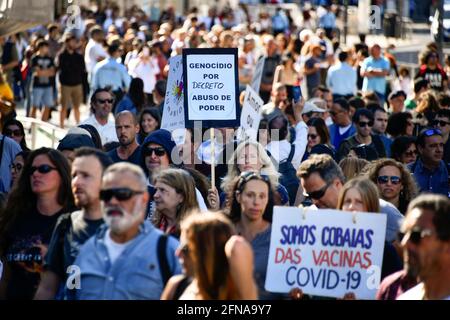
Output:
[235, 191, 241, 204]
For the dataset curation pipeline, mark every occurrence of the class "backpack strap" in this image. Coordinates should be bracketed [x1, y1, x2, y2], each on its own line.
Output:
[0, 136, 5, 169]
[173, 275, 192, 300]
[286, 144, 296, 162]
[157, 233, 172, 286]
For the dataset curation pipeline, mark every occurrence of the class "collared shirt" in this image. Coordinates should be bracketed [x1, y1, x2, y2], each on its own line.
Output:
[91, 57, 131, 92]
[73, 221, 181, 300]
[361, 56, 390, 95]
[408, 159, 449, 196]
[326, 62, 357, 96]
[80, 114, 118, 146]
[265, 121, 308, 170]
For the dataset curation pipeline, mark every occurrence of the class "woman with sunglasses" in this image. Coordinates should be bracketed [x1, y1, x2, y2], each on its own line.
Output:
[366, 159, 418, 215]
[391, 136, 418, 165]
[2, 119, 30, 152]
[336, 177, 403, 284]
[302, 117, 336, 161]
[226, 171, 286, 300]
[137, 107, 161, 145]
[152, 168, 199, 239]
[10, 151, 30, 188]
[0, 148, 74, 299]
[163, 211, 257, 300]
[217, 141, 289, 210]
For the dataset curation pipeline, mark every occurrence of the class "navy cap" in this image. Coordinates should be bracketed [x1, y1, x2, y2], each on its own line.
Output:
[142, 129, 176, 158]
[57, 134, 95, 151]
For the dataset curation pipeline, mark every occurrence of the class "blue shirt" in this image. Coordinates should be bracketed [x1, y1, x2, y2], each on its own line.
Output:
[326, 62, 357, 96]
[115, 94, 137, 115]
[319, 12, 336, 28]
[73, 221, 181, 300]
[379, 134, 393, 158]
[361, 56, 390, 95]
[0, 135, 21, 193]
[408, 159, 449, 197]
[91, 57, 131, 92]
[328, 123, 357, 151]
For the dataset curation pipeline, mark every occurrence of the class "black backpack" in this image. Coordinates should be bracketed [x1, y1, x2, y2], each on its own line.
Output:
[268, 145, 300, 205]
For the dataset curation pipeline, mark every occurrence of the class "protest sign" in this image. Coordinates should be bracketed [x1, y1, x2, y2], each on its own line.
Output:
[250, 56, 265, 93]
[265, 207, 387, 300]
[236, 85, 264, 142]
[182, 48, 240, 128]
[161, 55, 185, 145]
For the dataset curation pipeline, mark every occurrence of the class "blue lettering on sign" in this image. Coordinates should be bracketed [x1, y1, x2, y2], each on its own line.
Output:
[280, 225, 317, 245]
[321, 227, 374, 249]
[285, 267, 360, 290]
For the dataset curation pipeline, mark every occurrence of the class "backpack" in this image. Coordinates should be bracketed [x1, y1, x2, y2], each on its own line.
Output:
[268, 145, 300, 205]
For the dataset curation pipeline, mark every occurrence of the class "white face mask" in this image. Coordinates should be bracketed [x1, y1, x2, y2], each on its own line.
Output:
[103, 199, 143, 234]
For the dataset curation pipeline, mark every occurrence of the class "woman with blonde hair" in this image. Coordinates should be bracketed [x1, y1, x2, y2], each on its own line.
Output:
[174, 211, 257, 300]
[365, 158, 418, 215]
[338, 157, 370, 181]
[210, 140, 289, 209]
[152, 168, 199, 238]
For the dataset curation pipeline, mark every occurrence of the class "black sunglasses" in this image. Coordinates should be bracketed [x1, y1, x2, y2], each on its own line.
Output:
[377, 175, 402, 185]
[358, 121, 374, 128]
[404, 149, 418, 157]
[96, 98, 114, 104]
[307, 182, 331, 200]
[4, 129, 23, 137]
[308, 134, 318, 139]
[398, 228, 434, 245]
[30, 164, 57, 175]
[100, 188, 143, 202]
[10, 163, 23, 172]
[237, 171, 270, 190]
[143, 147, 167, 157]
[432, 120, 450, 127]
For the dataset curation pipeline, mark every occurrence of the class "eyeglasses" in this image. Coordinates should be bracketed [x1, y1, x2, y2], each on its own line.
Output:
[10, 163, 23, 172]
[432, 120, 450, 127]
[99, 187, 144, 202]
[306, 182, 331, 200]
[96, 98, 114, 105]
[404, 149, 418, 157]
[308, 134, 318, 140]
[377, 175, 402, 185]
[143, 147, 167, 157]
[30, 164, 57, 175]
[4, 129, 23, 137]
[358, 121, 374, 128]
[398, 228, 435, 245]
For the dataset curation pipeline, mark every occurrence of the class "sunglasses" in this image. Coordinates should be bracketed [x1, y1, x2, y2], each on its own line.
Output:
[4, 129, 23, 137]
[237, 171, 270, 190]
[306, 182, 331, 200]
[99, 187, 143, 202]
[358, 121, 374, 128]
[432, 120, 450, 127]
[398, 228, 434, 245]
[96, 98, 114, 105]
[404, 149, 418, 157]
[10, 163, 23, 172]
[143, 147, 167, 157]
[377, 175, 401, 185]
[308, 134, 318, 140]
[30, 164, 57, 175]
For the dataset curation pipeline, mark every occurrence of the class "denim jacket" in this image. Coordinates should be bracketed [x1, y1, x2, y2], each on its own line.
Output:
[73, 221, 181, 300]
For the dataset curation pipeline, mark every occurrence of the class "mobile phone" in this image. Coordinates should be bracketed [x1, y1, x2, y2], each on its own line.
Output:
[292, 86, 302, 103]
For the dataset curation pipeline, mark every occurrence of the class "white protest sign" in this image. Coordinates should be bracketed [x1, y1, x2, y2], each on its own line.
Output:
[161, 55, 185, 145]
[184, 49, 238, 123]
[250, 56, 265, 93]
[237, 85, 264, 142]
[265, 207, 387, 300]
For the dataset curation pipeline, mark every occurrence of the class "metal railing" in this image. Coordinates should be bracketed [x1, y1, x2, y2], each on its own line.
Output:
[16, 115, 67, 150]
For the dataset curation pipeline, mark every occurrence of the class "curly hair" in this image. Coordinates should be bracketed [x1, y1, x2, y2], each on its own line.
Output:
[365, 158, 418, 214]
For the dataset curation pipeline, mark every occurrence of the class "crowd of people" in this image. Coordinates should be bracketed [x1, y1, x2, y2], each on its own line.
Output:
[0, 1, 449, 301]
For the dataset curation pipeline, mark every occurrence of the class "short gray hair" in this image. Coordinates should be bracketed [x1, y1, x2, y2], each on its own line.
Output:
[103, 162, 147, 190]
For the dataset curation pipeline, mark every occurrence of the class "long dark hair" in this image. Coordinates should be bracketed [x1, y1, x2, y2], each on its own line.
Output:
[307, 117, 331, 146]
[128, 77, 147, 113]
[138, 107, 161, 143]
[2, 119, 30, 151]
[227, 171, 274, 223]
[0, 148, 74, 250]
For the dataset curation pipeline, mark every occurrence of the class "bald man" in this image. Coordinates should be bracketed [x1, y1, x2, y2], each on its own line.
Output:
[107, 111, 142, 165]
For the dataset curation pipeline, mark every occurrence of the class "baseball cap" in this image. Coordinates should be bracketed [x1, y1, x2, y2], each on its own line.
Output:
[302, 102, 326, 115]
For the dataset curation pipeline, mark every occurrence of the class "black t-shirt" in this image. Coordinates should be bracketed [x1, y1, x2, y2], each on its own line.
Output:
[44, 211, 104, 281]
[57, 50, 86, 86]
[416, 67, 448, 91]
[107, 146, 142, 166]
[3, 208, 64, 299]
[31, 54, 55, 88]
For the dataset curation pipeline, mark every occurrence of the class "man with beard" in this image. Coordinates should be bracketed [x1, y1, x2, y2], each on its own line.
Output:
[73, 162, 181, 300]
[34, 147, 113, 300]
[398, 194, 450, 300]
[107, 111, 141, 165]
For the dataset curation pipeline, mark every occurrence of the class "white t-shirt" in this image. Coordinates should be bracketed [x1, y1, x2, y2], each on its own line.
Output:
[85, 40, 107, 74]
[398, 283, 450, 300]
[104, 230, 131, 265]
[128, 57, 160, 94]
[339, 123, 353, 135]
[80, 114, 118, 146]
